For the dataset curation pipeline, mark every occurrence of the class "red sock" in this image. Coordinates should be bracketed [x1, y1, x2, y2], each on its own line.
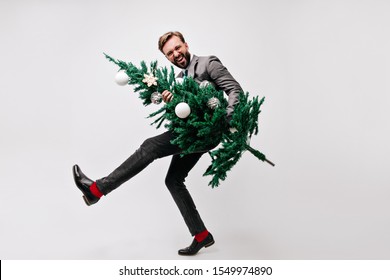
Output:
[90, 182, 103, 198]
[195, 230, 209, 242]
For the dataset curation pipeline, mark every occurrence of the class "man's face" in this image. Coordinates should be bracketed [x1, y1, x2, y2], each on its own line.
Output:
[162, 35, 191, 69]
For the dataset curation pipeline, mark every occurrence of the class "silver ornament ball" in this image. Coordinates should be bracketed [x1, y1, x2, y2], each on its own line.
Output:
[207, 97, 221, 109]
[150, 92, 163, 104]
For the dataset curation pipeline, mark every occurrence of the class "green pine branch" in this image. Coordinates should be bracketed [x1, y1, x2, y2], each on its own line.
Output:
[104, 54, 273, 188]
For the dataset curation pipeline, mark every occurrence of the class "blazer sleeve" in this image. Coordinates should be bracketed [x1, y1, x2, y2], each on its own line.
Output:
[206, 56, 242, 120]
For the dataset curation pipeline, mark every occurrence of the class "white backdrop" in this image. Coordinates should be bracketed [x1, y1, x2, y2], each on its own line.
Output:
[1, 0, 389, 259]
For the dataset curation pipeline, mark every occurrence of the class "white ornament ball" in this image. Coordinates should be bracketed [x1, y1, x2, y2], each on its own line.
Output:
[115, 71, 129, 86]
[175, 102, 191, 119]
[200, 80, 211, 88]
[175, 77, 184, 85]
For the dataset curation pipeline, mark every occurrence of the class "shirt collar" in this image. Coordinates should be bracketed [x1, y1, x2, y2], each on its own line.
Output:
[184, 53, 194, 71]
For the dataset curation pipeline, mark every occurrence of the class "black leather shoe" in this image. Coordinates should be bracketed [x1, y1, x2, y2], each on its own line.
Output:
[178, 233, 215, 256]
[72, 164, 100, 206]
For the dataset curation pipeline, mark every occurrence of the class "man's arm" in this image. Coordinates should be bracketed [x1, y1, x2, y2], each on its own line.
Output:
[206, 56, 242, 122]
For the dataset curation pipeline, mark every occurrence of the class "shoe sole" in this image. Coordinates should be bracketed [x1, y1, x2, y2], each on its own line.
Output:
[178, 240, 215, 256]
[205, 240, 215, 248]
[82, 195, 92, 206]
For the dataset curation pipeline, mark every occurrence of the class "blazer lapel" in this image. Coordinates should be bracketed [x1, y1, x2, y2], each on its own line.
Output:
[176, 55, 198, 78]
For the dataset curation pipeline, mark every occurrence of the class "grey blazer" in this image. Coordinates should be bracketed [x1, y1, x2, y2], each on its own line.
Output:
[178, 55, 242, 119]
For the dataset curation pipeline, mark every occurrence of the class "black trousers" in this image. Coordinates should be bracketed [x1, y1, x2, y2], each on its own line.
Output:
[96, 130, 208, 236]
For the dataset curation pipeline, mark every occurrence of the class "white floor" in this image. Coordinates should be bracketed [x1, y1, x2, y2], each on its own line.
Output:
[1, 147, 390, 260]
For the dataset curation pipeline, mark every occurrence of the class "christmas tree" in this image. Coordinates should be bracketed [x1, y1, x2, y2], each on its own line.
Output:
[105, 54, 274, 187]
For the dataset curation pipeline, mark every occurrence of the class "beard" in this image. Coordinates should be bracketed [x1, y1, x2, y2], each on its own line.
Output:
[173, 51, 191, 69]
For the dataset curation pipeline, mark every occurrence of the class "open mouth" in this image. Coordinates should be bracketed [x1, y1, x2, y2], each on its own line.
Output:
[176, 56, 185, 64]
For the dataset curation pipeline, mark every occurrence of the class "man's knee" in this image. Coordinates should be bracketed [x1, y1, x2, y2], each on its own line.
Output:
[140, 137, 154, 150]
[139, 137, 160, 159]
[165, 174, 184, 192]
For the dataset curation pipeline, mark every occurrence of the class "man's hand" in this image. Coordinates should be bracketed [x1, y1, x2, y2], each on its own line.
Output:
[162, 90, 174, 103]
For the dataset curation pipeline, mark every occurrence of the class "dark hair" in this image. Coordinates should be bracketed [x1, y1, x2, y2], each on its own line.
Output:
[158, 31, 186, 53]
